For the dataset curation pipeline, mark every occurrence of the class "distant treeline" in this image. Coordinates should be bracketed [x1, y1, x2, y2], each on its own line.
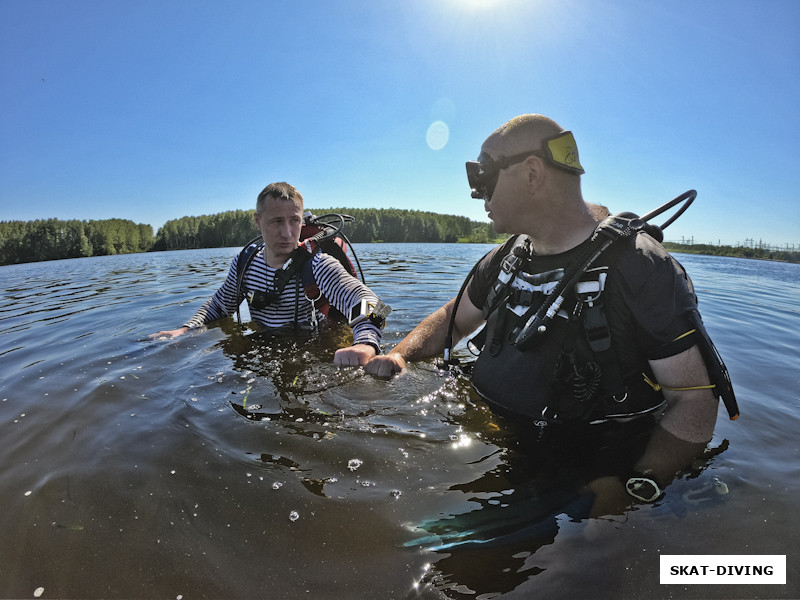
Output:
[663, 242, 800, 264]
[1, 208, 499, 265]
[0, 218, 154, 265]
[151, 207, 498, 251]
[150, 209, 258, 251]
[3, 213, 797, 266]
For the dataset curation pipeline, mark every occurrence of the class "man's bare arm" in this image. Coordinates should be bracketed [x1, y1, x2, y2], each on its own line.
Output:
[636, 344, 719, 483]
[587, 345, 719, 517]
[365, 293, 485, 377]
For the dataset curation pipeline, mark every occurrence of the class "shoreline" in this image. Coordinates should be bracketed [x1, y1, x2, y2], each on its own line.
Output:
[662, 242, 799, 264]
[3, 239, 798, 267]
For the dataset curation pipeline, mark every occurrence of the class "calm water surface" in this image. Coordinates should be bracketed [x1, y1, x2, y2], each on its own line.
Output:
[1, 244, 798, 599]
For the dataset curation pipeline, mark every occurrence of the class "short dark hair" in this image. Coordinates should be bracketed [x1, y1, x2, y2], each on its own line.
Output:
[256, 182, 304, 213]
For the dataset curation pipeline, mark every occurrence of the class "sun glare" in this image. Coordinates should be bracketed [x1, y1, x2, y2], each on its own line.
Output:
[454, 0, 503, 10]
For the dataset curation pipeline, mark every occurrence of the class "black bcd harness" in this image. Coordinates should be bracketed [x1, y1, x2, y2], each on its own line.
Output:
[443, 191, 739, 423]
[234, 213, 364, 327]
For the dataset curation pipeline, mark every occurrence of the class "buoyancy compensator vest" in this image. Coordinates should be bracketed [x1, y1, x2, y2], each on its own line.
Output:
[234, 212, 364, 326]
[469, 233, 668, 424]
[444, 191, 739, 425]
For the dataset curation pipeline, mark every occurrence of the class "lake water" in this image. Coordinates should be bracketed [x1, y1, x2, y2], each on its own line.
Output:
[1, 244, 798, 599]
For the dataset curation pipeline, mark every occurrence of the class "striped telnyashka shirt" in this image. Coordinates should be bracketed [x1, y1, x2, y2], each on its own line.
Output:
[184, 249, 382, 350]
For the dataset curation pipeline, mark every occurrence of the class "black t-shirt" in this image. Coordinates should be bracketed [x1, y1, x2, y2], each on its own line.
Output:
[467, 233, 698, 380]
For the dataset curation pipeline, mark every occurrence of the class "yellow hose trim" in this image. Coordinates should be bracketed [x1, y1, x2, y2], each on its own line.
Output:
[643, 373, 716, 393]
[673, 328, 696, 342]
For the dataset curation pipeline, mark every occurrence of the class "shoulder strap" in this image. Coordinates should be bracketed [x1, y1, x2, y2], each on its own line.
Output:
[510, 215, 645, 351]
[234, 239, 315, 325]
[299, 243, 350, 321]
[236, 237, 264, 301]
[271, 243, 314, 299]
[483, 235, 531, 317]
[299, 242, 321, 295]
[235, 237, 264, 325]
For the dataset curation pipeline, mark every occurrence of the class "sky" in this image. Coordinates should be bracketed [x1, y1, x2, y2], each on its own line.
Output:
[1, 0, 798, 247]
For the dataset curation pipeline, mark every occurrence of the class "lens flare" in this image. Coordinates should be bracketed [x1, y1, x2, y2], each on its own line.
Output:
[426, 120, 449, 151]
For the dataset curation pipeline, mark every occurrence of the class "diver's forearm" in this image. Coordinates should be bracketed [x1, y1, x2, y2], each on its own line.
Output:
[388, 303, 453, 362]
[634, 425, 707, 487]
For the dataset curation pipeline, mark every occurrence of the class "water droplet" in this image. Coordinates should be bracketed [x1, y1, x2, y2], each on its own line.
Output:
[34, 588, 44, 598]
[390, 489, 402, 499]
[288, 511, 299, 522]
[272, 482, 283, 490]
[347, 459, 363, 471]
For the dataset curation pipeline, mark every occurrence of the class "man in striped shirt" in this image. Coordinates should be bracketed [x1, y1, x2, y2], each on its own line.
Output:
[150, 182, 384, 367]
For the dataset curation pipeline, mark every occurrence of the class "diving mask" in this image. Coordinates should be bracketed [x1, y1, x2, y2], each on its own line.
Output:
[466, 130, 585, 200]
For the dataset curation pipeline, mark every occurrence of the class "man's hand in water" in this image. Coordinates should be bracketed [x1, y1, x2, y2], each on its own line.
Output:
[334, 343, 377, 367]
[364, 353, 406, 378]
[148, 327, 189, 340]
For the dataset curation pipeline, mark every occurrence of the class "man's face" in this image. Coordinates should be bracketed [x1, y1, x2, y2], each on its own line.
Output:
[477, 137, 526, 235]
[253, 196, 303, 266]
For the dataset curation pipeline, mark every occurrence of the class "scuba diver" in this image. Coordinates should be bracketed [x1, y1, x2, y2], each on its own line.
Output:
[150, 181, 390, 367]
[366, 114, 737, 517]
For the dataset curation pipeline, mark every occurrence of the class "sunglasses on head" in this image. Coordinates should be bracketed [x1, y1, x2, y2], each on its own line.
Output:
[465, 130, 585, 200]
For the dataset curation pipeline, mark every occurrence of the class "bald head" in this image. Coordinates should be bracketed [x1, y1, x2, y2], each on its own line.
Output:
[477, 114, 599, 252]
[488, 114, 566, 156]
[481, 113, 584, 197]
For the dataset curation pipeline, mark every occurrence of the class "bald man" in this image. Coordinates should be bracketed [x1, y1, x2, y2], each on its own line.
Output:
[366, 114, 730, 516]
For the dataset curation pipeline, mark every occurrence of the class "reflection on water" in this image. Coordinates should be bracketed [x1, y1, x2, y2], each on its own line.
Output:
[0, 246, 798, 599]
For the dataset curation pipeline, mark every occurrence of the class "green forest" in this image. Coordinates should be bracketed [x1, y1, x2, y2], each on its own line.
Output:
[662, 242, 800, 263]
[0, 208, 500, 266]
[2, 209, 797, 266]
[0, 218, 155, 265]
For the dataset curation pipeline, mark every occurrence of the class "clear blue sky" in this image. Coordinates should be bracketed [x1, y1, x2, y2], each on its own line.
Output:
[2, 0, 798, 246]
